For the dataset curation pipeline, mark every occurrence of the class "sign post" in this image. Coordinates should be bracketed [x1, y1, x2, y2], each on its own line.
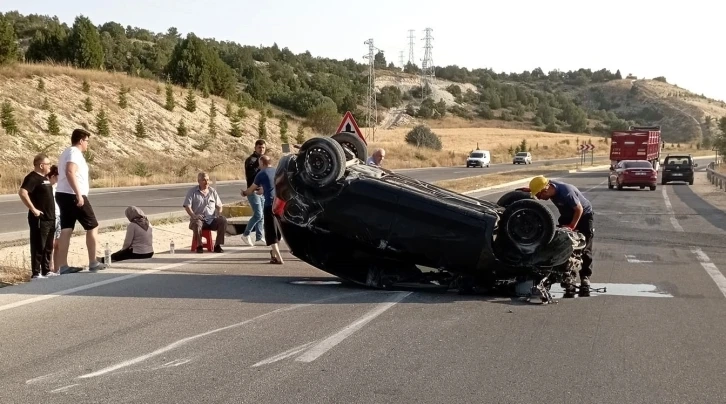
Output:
[335, 111, 367, 145]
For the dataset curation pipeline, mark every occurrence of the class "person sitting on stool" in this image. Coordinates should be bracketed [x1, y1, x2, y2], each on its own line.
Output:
[100, 206, 154, 263]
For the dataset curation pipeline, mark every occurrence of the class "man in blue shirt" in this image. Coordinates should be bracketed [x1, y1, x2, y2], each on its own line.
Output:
[529, 175, 594, 297]
[242, 155, 284, 264]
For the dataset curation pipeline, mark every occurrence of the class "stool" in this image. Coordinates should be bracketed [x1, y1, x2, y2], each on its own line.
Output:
[191, 229, 214, 252]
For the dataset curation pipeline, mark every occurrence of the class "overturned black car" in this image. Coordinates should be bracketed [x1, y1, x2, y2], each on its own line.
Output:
[272, 133, 595, 303]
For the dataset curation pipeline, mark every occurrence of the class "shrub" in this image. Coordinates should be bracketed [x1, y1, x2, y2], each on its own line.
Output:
[405, 125, 442, 151]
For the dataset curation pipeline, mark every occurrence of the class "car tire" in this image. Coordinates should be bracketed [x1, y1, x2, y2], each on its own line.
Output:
[650, 185, 656, 191]
[496, 189, 533, 208]
[499, 199, 556, 252]
[296, 136, 346, 188]
[331, 132, 368, 162]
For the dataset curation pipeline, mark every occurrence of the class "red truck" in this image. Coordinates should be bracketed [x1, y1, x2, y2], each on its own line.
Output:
[609, 125, 663, 170]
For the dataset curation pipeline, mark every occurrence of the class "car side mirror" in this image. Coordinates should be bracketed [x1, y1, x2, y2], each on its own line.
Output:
[694, 163, 698, 167]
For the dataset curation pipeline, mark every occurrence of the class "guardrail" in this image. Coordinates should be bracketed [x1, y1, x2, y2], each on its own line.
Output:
[706, 162, 725, 191]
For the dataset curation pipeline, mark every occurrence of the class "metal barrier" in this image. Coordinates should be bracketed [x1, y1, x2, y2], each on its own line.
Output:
[706, 162, 726, 191]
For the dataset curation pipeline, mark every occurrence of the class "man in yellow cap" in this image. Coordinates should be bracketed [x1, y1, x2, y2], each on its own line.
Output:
[528, 175, 594, 297]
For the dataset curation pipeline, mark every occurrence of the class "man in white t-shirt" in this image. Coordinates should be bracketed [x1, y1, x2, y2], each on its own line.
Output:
[56, 128, 106, 274]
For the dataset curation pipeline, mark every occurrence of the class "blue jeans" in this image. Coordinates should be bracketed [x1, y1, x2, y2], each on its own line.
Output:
[244, 193, 264, 240]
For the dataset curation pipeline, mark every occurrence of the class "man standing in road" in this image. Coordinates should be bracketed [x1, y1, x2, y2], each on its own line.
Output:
[55, 129, 106, 274]
[528, 175, 594, 297]
[18, 153, 57, 279]
[366, 148, 385, 166]
[183, 171, 227, 253]
[241, 139, 266, 246]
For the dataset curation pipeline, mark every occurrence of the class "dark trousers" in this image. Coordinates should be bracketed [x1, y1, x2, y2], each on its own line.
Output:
[28, 216, 55, 276]
[560, 213, 594, 278]
[108, 247, 154, 263]
[189, 216, 227, 246]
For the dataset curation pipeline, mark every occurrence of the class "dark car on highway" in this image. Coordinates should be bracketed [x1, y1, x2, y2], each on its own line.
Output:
[608, 159, 658, 191]
[270, 133, 589, 300]
[661, 154, 697, 185]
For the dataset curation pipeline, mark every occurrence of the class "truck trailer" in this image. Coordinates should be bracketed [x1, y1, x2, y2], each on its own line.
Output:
[609, 125, 663, 170]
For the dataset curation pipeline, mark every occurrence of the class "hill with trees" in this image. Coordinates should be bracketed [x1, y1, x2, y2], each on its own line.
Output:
[0, 10, 725, 193]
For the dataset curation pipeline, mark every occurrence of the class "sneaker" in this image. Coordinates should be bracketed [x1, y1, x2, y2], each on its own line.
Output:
[578, 276, 591, 297]
[31, 274, 47, 279]
[59, 265, 84, 275]
[241, 234, 253, 246]
[44, 272, 60, 277]
[88, 262, 108, 272]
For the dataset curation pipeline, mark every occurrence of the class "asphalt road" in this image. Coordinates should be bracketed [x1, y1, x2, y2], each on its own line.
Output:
[2, 166, 726, 403]
[0, 155, 608, 235]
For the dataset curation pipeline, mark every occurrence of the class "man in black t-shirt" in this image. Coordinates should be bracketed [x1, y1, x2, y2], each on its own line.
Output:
[240, 139, 266, 245]
[18, 153, 57, 279]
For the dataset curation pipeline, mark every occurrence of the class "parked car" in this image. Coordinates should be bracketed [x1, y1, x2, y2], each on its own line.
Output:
[513, 152, 532, 164]
[608, 160, 657, 191]
[272, 134, 595, 303]
[661, 154, 696, 185]
[466, 149, 491, 168]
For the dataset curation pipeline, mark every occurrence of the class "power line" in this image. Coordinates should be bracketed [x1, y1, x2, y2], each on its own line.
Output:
[363, 38, 380, 142]
[420, 28, 435, 99]
[407, 29, 415, 66]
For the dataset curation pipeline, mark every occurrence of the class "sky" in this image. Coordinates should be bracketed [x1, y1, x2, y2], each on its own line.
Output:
[4, 0, 725, 101]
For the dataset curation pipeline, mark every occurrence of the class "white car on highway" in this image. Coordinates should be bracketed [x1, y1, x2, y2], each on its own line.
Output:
[513, 152, 532, 164]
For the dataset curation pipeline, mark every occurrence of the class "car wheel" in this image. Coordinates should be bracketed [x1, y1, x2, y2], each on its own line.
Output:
[496, 189, 533, 208]
[650, 185, 656, 191]
[500, 199, 556, 252]
[608, 179, 614, 189]
[331, 132, 368, 162]
[688, 179, 693, 185]
[296, 136, 346, 188]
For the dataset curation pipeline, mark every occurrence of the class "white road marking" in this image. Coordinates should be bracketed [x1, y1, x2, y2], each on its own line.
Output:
[0, 247, 255, 313]
[662, 187, 726, 298]
[153, 358, 193, 369]
[295, 291, 412, 363]
[147, 197, 179, 202]
[550, 283, 672, 298]
[252, 342, 316, 368]
[26, 371, 64, 384]
[0, 211, 25, 216]
[49, 384, 79, 393]
[625, 254, 653, 263]
[76, 291, 371, 379]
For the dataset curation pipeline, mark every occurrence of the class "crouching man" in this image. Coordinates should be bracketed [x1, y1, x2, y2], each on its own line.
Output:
[183, 172, 226, 253]
[528, 175, 594, 297]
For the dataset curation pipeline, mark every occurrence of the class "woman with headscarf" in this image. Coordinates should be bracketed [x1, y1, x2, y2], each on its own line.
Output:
[100, 206, 154, 263]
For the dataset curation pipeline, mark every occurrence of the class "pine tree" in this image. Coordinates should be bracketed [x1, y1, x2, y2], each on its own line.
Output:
[67, 16, 104, 69]
[37, 78, 45, 91]
[165, 80, 175, 111]
[229, 113, 242, 138]
[208, 100, 217, 137]
[95, 108, 110, 137]
[118, 86, 128, 108]
[41, 97, 50, 111]
[226, 102, 233, 117]
[0, 18, 19, 65]
[47, 110, 60, 136]
[258, 113, 267, 139]
[185, 87, 196, 112]
[83, 96, 93, 112]
[236, 104, 247, 119]
[177, 119, 188, 137]
[295, 125, 305, 144]
[135, 116, 146, 138]
[82, 79, 90, 93]
[279, 115, 289, 143]
[1, 100, 19, 135]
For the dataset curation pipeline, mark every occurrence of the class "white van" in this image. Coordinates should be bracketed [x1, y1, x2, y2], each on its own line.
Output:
[466, 149, 491, 168]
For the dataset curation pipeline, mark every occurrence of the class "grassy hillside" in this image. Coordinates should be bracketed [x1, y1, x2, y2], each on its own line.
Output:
[0, 10, 722, 195]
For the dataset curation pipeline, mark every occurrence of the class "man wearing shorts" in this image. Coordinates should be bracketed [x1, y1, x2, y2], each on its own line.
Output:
[55, 128, 106, 274]
[242, 155, 284, 264]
